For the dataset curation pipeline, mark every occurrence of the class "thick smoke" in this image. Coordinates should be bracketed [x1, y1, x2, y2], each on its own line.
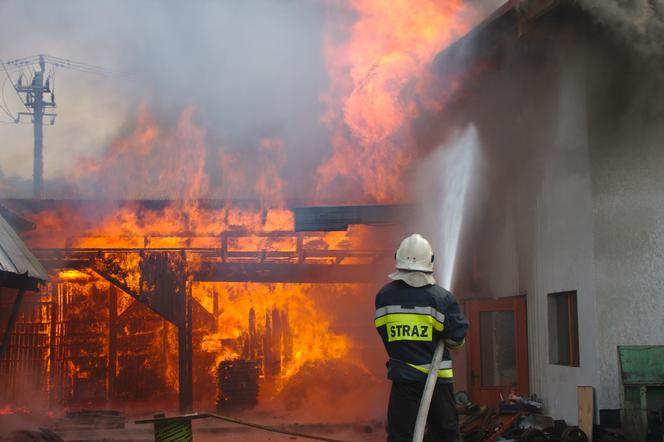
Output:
[0, 0, 507, 202]
[578, 0, 664, 55]
[0, 1, 330, 200]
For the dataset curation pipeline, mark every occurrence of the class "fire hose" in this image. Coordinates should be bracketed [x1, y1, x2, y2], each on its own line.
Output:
[136, 412, 349, 442]
[138, 343, 446, 442]
[412, 340, 446, 442]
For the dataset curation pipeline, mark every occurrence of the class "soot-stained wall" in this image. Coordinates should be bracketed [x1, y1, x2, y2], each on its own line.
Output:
[587, 44, 664, 409]
[466, 35, 601, 425]
[418, 5, 664, 422]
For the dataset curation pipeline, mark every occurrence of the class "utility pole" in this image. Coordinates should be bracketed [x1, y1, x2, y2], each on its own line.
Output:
[6, 54, 116, 198]
[14, 55, 56, 198]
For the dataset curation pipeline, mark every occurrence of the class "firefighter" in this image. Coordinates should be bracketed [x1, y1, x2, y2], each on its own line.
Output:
[375, 233, 468, 442]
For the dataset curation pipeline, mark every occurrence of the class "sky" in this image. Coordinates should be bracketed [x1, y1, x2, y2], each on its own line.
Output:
[0, 0, 505, 198]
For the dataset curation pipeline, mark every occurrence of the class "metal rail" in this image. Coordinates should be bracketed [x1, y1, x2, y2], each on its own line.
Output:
[136, 412, 349, 442]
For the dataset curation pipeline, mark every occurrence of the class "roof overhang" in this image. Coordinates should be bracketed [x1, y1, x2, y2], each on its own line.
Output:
[0, 213, 48, 290]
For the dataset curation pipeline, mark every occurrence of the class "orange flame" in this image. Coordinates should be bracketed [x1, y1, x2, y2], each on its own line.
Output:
[316, 0, 476, 203]
[6, 0, 483, 412]
[17, 103, 390, 415]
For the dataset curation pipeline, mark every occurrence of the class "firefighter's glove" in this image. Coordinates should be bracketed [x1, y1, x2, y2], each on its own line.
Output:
[445, 338, 465, 350]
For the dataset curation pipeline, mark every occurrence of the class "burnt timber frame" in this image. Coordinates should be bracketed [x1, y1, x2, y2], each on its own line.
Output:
[4, 200, 402, 413]
[33, 236, 390, 412]
[36, 250, 385, 283]
[36, 233, 388, 413]
[33, 228, 392, 284]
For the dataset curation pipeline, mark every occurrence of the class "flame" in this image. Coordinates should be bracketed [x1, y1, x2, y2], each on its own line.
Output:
[74, 104, 208, 200]
[13, 104, 390, 415]
[316, 0, 476, 203]
[194, 282, 351, 384]
[1, 0, 484, 417]
[0, 404, 30, 415]
[57, 269, 92, 281]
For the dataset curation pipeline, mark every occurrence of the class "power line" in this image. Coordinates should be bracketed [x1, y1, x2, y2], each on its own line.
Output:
[0, 80, 17, 121]
[8, 54, 128, 79]
[0, 58, 30, 114]
[0, 120, 31, 125]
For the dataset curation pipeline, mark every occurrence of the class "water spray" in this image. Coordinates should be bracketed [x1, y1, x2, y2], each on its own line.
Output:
[413, 125, 479, 442]
[435, 125, 478, 290]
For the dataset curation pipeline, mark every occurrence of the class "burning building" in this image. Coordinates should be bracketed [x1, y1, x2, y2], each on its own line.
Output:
[0, 0, 481, 426]
[0, 197, 406, 418]
[0, 205, 48, 412]
[1, 0, 663, 440]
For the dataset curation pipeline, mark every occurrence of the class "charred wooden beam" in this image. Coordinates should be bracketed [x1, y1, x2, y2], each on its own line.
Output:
[178, 282, 193, 414]
[193, 263, 382, 283]
[292, 204, 406, 232]
[48, 258, 384, 283]
[0, 289, 25, 360]
[108, 285, 118, 403]
[2, 198, 261, 213]
[90, 253, 194, 414]
[35, 248, 387, 267]
[36, 248, 391, 283]
[48, 284, 57, 408]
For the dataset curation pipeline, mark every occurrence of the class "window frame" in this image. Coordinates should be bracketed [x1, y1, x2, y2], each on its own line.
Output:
[547, 290, 580, 367]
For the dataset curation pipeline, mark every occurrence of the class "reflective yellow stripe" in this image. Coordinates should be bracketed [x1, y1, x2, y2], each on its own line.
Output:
[374, 313, 445, 332]
[407, 363, 454, 378]
[374, 305, 445, 324]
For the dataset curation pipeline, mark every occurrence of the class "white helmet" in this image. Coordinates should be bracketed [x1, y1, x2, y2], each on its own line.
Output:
[395, 233, 434, 272]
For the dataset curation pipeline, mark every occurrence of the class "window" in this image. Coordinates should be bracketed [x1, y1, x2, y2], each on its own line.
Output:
[480, 311, 517, 386]
[548, 291, 579, 366]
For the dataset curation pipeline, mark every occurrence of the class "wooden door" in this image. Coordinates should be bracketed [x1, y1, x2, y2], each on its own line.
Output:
[464, 295, 528, 408]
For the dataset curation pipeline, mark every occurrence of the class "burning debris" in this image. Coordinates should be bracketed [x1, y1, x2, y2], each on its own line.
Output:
[216, 360, 259, 411]
[0, 198, 392, 417]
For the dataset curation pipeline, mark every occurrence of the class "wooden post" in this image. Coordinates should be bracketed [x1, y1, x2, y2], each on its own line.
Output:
[578, 386, 594, 440]
[162, 319, 168, 375]
[0, 288, 25, 360]
[271, 309, 282, 375]
[248, 308, 256, 360]
[178, 281, 193, 414]
[107, 285, 118, 403]
[212, 289, 219, 333]
[49, 283, 57, 408]
[283, 309, 292, 367]
[263, 312, 272, 377]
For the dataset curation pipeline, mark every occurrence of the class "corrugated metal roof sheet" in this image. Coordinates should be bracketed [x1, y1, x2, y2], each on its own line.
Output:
[0, 213, 48, 283]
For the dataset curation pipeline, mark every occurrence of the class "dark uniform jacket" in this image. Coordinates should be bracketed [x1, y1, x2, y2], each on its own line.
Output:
[374, 280, 469, 383]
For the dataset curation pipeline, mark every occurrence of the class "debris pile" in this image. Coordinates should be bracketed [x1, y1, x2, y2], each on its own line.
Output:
[456, 392, 597, 441]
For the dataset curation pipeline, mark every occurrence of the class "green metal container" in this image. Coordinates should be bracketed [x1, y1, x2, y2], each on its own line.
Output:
[618, 345, 664, 441]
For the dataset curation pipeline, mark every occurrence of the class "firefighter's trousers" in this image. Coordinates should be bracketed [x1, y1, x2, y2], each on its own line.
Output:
[387, 380, 460, 442]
